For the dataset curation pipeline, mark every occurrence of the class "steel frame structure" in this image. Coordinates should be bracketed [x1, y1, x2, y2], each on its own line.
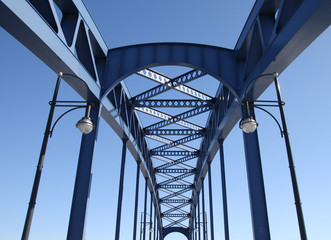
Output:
[0, 0, 330, 239]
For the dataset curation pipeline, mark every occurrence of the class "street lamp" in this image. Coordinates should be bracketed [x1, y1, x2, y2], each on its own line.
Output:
[22, 72, 95, 240]
[239, 72, 307, 240]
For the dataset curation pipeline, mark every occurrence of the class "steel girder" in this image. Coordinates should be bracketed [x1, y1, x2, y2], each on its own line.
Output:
[1, 0, 331, 239]
[102, 43, 238, 100]
[187, 0, 331, 234]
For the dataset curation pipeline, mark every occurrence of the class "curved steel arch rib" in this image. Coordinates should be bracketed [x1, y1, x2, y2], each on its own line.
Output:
[101, 43, 239, 100]
[1, 0, 331, 239]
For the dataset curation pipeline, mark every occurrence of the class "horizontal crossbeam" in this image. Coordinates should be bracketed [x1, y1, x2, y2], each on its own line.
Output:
[155, 169, 196, 174]
[158, 185, 194, 189]
[133, 99, 214, 108]
[162, 214, 190, 218]
[151, 151, 199, 157]
[160, 199, 191, 204]
[145, 129, 204, 136]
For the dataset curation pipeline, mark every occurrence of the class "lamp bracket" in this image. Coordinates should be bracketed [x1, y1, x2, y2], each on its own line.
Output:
[48, 101, 93, 138]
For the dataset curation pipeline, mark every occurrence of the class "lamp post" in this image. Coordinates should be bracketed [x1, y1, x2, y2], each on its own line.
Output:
[140, 212, 154, 240]
[22, 72, 95, 240]
[239, 73, 307, 240]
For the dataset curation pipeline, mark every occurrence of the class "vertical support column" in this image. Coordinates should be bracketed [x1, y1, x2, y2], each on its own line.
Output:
[114, 139, 127, 240]
[198, 196, 201, 240]
[194, 204, 198, 240]
[143, 180, 148, 240]
[149, 195, 153, 240]
[242, 107, 270, 240]
[133, 163, 140, 240]
[207, 163, 215, 240]
[218, 140, 230, 240]
[153, 205, 156, 240]
[156, 222, 159, 240]
[202, 181, 206, 240]
[67, 102, 101, 240]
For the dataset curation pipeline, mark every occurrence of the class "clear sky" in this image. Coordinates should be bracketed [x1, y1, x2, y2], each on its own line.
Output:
[0, 1, 330, 240]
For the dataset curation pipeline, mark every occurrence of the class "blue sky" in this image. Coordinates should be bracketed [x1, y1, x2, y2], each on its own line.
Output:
[0, 1, 331, 240]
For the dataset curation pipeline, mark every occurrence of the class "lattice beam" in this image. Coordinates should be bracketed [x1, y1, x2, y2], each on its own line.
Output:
[135, 69, 209, 100]
[151, 134, 203, 152]
[160, 199, 191, 204]
[135, 107, 203, 130]
[145, 129, 205, 136]
[151, 151, 199, 157]
[144, 106, 209, 131]
[155, 169, 196, 174]
[133, 99, 214, 108]
[156, 155, 198, 170]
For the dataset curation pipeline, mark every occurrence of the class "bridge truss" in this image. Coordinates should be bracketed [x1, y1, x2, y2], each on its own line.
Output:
[0, 0, 330, 239]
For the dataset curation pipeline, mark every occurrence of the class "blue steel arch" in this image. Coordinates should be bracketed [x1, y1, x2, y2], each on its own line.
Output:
[163, 227, 189, 239]
[1, 0, 331, 239]
[101, 43, 239, 100]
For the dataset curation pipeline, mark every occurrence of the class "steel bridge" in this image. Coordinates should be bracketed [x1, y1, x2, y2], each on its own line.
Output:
[0, 0, 330, 239]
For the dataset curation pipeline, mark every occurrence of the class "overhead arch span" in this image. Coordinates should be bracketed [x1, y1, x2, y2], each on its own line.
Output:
[101, 42, 239, 100]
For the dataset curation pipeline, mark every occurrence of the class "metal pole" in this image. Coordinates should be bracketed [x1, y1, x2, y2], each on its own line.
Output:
[140, 212, 143, 240]
[156, 221, 159, 240]
[133, 163, 141, 240]
[274, 75, 307, 240]
[204, 212, 208, 240]
[149, 196, 153, 240]
[242, 106, 271, 240]
[22, 74, 62, 240]
[115, 139, 127, 240]
[143, 180, 148, 240]
[207, 163, 215, 240]
[198, 196, 201, 240]
[67, 102, 100, 239]
[153, 205, 156, 240]
[218, 141, 230, 240]
[194, 205, 198, 240]
[202, 181, 206, 240]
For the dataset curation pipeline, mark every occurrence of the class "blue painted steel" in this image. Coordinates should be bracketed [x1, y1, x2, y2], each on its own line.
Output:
[242, 107, 270, 240]
[21, 75, 62, 240]
[115, 139, 127, 240]
[149, 196, 153, 240]
[133, 163, 140, 240]
[67, 102, 101, 240]
[218, 141, 229, 240]
[201, 182, 206, 240]
[102, 43, 238, 99]
[143, 181, 148, 240]
[207, 164, 215, 240]
[197, 197, 201, 240]
[153, 206, 157, 240]
[1, 0, 331, 238]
